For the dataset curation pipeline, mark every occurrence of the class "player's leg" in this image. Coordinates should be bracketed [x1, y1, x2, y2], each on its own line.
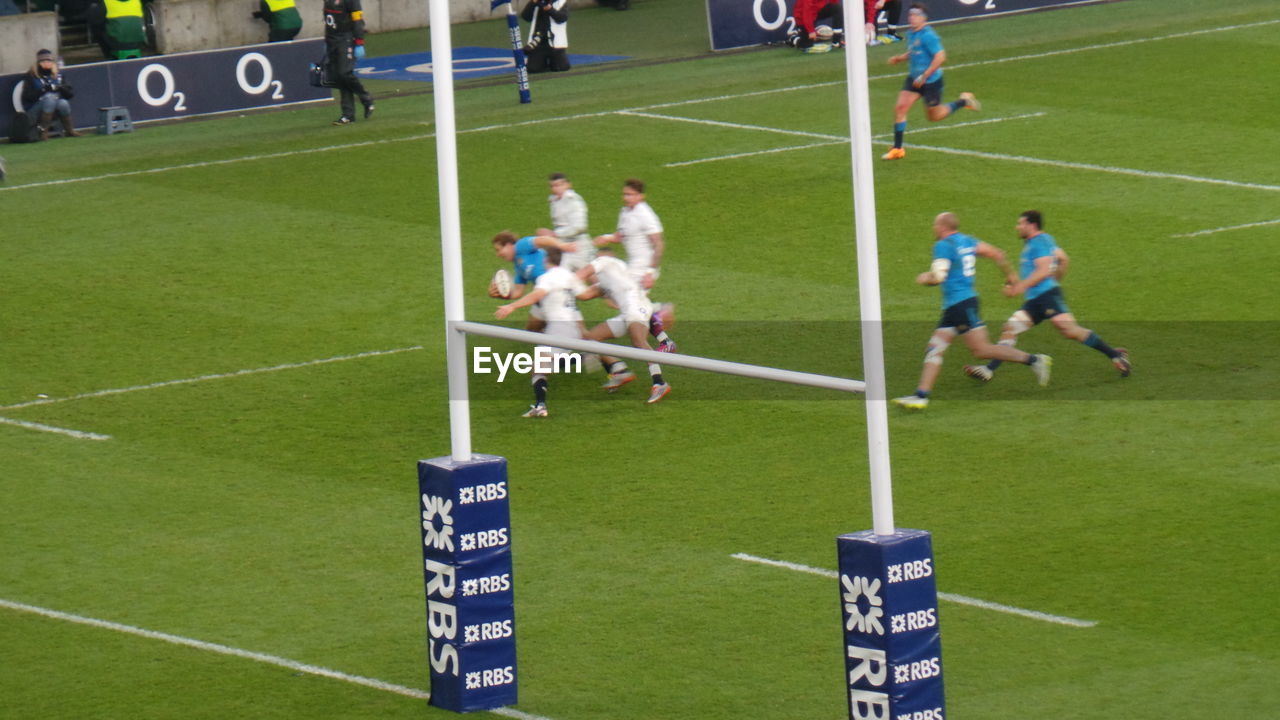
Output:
[597, 315, 637, 392]
[923, 79, 978, 122]
[1049, 313, 1131, 376]
[977, 309, 1034, 378]
[652, 302, 676, 352]
[893, 328, 956, 409]
[627, 320, 670, 404]
[883, 88, 918, 159]
[962, 326, 1052, 386]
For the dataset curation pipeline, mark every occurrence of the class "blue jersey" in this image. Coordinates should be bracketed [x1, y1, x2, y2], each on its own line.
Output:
[512, 236, 547, 285]
[906, 26, 944, 84]
[1019, 232, 1060, 300]
[933, 232, 979, 308]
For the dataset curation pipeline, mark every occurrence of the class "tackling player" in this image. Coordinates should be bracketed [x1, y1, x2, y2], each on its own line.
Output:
[495, 248, 586, 417]
[576, 251, 675, 404]
[881, 3, 979, 161]
[965, 210, 1131, 382]
[543, 172, 594, 271]
[893, 212, 1051, 410]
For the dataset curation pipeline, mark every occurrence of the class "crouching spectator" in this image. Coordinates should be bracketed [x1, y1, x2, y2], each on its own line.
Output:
[22, 50, 81, 140]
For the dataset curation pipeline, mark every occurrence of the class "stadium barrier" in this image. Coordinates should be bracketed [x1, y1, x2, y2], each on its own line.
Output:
[418, 455, 518, 712]
[706, 0, 1106, 50]
[1, 38, 330, 138]
[0, 12, 58, 76]
[152, 0, 602, 54]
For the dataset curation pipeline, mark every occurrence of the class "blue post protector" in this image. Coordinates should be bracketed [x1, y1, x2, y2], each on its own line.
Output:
[419, 454, 518, 712]
[836, 529, 945, 720]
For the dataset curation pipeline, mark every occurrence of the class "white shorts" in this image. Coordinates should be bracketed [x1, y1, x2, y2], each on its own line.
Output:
[534, 320, 583, 374]
[528, 304, 545, 321]
[604, 299, 652, 338]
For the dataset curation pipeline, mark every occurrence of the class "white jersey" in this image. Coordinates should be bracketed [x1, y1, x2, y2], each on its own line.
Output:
[550, 188, 593, 271]
[533, 266, 584, 323]
[615, 201, 663, 280]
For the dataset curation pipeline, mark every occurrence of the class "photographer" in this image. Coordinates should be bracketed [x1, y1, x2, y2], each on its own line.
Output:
[521, 0, 571, 73]
[21, 50, 81, 140]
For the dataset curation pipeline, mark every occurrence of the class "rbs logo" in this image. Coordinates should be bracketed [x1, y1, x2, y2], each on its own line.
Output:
[458, 481, 507, 505]
[886, 558, 932, 584]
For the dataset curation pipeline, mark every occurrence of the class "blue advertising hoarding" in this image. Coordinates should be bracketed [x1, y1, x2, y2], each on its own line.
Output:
[2, 38, 330, 137]
[706, 0, 1106, 50]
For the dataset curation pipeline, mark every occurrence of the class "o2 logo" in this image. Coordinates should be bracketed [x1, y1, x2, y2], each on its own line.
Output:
[752, 0, 796, 34]
[959, 0, 999, 8]
[136, 63, 187, 111]
[236, 53, 285, 100]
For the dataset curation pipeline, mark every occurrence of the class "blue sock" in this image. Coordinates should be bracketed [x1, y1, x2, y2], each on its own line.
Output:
[893, 122, 906, 148]
[1083, 332, 1119, 358]
[915, 389, 930, 399]
[947, 99, 965, 113]
[987, 359, 1004, 371]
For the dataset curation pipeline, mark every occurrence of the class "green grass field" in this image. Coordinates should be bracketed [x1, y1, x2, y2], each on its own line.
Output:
[2, 0, 1278, 718]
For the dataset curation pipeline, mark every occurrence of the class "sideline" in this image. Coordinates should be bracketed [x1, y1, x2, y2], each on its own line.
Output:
[0, 597, 552, 720]
[732, 552, 1098, 628]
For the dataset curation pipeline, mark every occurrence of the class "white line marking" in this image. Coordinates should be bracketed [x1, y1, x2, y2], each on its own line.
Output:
[870, 112, 1048, 139]
[0, 416, 111, 441]
[663, 113, 1047, 167]
[617, 110, 844, 141]
[895, 141, 1280, 192]
[0, 346, 423, 411]
[665, 140, 846, 168]
[0, 136, 433, 192]
[1, 21, 1267, 193]
[731, 552, 1097, 628]
[1172, 218, 1280, 238]
[0, 598, 553, 720]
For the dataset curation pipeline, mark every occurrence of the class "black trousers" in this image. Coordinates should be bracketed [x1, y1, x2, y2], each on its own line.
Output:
[525, 43, 570, 73]
[325, 35, 372, 119]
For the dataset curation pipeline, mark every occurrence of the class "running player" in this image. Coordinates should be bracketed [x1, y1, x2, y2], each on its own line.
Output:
[593, 178, 676, 352]
[965, 210, 1131, 382]
[490, 230, 577, 332]
[893, 212, 1051, 410]
[881, 3, 979, 161]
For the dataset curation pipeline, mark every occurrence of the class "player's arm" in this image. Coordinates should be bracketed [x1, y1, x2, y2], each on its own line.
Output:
[917, 258, 949, 286]
[532, 233, 577, 254]
[576, 284, 603, 301]
[976, 242, 1017, 285]
[914, 49, 945, 86]
[496, 287, 546, 319]
[1052, 247, 1070, 281]
[505, 283, 528, 300]
[1005, 256, 1055, 296]
[593, 232, 619, 248]
[647, 231, 665, 276]
[888, 51, 909, 65]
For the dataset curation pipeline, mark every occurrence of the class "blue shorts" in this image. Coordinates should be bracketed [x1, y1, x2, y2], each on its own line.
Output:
[903, 75, 943, 106]
[938, 296, 984, 334]
[1022, 287, 1071, 324]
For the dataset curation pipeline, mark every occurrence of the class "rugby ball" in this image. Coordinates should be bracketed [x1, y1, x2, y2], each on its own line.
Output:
[492, 268, 513, 299]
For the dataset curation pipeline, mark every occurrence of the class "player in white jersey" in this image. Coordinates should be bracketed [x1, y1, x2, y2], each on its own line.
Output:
[495, 247, 589, 417]
[593, 178, 676, 352]
[544, 172, 594, 271]
[576, 252, 674, 404]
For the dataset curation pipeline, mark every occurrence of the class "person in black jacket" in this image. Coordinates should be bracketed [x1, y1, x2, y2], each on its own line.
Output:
[21, 49, 81, 140]
[323, 0, 374, 125]
[522, 0, 571, 73]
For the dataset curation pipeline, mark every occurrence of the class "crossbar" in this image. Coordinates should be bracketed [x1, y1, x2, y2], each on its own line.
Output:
[454, 321, 866, 394]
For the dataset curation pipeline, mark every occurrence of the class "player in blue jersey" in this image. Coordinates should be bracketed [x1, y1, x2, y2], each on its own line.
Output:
[893, 212, 1051, 410]
[881, 3, 979, 161]
[490, 230, 578, 332]
[965, 211, 1131, 382]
